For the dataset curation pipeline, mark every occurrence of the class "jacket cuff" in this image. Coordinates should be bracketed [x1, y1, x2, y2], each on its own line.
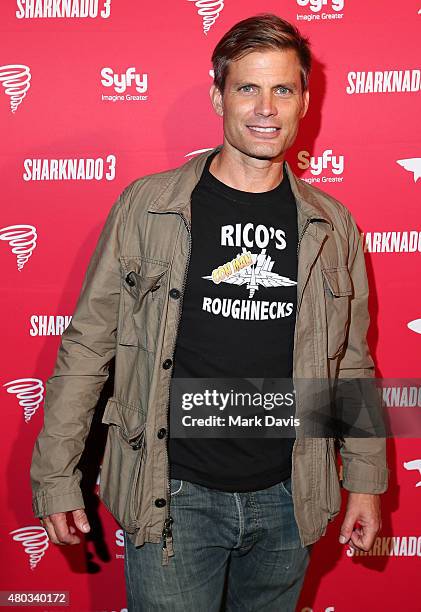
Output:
[342, 461, 389, 494]
[32, 490, 85, 518]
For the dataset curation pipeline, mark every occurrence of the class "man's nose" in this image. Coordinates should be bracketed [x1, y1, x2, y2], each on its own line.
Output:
[254, 92, 278, 117]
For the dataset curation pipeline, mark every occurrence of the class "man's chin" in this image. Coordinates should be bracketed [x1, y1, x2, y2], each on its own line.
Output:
[224, 139, 284, 162]
[242, 142, 284, 161]
[247, 148, 282, 162]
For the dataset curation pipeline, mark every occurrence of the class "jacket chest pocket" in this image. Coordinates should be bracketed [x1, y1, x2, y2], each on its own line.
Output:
[322, 266, 353, 358]
[99, 397, 146, 533]
[118, 256, 169, 352]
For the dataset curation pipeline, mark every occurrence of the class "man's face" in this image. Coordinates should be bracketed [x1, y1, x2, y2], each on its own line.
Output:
[210, 49, 309, 162]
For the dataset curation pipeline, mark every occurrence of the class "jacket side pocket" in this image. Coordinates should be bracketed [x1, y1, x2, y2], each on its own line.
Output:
[99, 397, 146, 533]
[326, 437, 342, 520]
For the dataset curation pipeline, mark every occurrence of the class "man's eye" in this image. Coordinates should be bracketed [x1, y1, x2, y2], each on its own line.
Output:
[239, 85, 254, 93]
[276, 87, 291, 95]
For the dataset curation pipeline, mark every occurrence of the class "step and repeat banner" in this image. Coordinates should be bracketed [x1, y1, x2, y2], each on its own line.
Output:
[1, 1, 420, 611]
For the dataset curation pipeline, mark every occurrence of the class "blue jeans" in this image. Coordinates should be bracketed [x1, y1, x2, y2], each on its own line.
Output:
[124, 477, 310, 611]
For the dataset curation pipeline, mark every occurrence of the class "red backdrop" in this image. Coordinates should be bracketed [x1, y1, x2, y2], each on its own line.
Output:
[1, 1, 420, 611]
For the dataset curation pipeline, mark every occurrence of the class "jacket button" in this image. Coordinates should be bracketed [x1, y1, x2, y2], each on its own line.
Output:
[157, 428, 166, 439]
[125, 273, 136, 287]
[169, 288, 180, 299]
[155, 498, 166, 508]
[132, 441, 143, 450]
[163, 359, 173, 369]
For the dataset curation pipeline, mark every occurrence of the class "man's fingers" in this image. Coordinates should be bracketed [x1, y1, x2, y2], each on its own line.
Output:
[41, 516, 63, 546]
[339, 510, 358, 544]
[351, 524, 378, 552]
[346, 524, 378, 553]
[48, 512, 80, 544]
[40, 509, 90, 546]
[72, 509, 91, 534]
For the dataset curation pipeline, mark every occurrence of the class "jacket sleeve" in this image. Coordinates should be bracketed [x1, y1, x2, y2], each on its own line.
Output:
[337, 210, 389, 495]
[30, 190, 127, 518]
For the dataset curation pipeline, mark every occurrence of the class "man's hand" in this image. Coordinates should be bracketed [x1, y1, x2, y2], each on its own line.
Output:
[339, 492, 381, 552]
[40, 509, 91, 545]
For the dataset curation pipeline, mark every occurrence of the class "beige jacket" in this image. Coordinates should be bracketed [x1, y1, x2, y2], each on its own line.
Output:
[31, 147, 389, 564]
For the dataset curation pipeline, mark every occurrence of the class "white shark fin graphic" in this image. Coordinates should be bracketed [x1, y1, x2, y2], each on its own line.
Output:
[408, 319, 421, 334]
[403, 459, 421, 487]
[396, 158, 421, 183]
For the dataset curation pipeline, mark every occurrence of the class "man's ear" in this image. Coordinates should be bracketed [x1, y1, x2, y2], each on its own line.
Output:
[300, 89, 310, 119]
[210, 84, 223, 117]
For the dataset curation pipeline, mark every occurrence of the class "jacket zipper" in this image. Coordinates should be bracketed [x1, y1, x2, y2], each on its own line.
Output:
[291, 215, 311, 547]
[161, 210, 192, 566]
[162, 213, 310, 559]
[296, 217, 312, 315]
[297, 217, 311, 257]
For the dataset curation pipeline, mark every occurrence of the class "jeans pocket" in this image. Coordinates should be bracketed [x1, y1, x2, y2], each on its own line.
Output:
[280, 476, 293, 498]
[170, 478, 184, 497]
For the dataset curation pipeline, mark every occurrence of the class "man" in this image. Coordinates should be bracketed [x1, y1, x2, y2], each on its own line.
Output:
[31, 14, 388, 611]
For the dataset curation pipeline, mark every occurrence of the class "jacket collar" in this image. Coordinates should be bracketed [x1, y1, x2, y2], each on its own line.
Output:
[148, 146, 333, 228]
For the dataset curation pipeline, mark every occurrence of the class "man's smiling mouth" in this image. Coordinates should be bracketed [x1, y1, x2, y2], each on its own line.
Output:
[247, 126, 280, 133]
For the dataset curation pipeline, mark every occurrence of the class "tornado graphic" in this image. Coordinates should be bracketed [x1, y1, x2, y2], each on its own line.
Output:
[0, 65, 31, 113]
[10, 526, 49, 570]
[4, 378, 45, 422]
[0, 224, 37, 270]
[187, 0, 224, 35]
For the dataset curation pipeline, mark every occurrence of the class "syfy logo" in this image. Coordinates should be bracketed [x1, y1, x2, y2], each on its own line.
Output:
[297, 149, 344, 175]
[16, 0, 111, 19]
[116, 529, 124, 547]
[115, 528, 125, 560]
[297, 149, 344, 184]
[296, 0, 344, 20]
[100, 67, 148, 99]
[297, 0, 343, 11]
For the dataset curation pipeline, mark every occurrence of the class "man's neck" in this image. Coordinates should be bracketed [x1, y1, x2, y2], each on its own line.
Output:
[209, 146, 285, 193]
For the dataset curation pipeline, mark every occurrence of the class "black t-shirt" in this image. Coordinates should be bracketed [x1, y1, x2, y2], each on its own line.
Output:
[168, 152, 298, 491]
